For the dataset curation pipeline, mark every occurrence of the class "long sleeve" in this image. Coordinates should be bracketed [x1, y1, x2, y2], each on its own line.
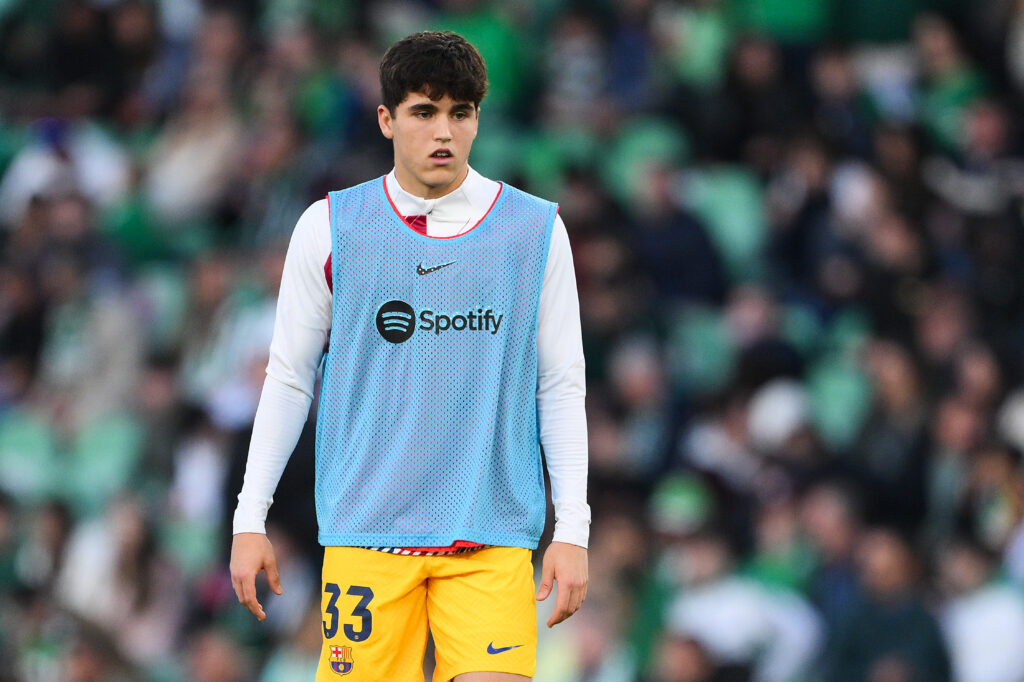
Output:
[232, 200, 332, 534]
[537, 215, 590, 548]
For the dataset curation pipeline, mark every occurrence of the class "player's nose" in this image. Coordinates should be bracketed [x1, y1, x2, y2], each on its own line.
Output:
[433, 118, 452, 142]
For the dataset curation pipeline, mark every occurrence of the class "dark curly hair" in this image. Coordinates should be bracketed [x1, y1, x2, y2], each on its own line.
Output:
[379, 31, 488, 113]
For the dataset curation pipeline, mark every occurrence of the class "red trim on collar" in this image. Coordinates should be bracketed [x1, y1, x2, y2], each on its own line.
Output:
[382, 176, 503, 240]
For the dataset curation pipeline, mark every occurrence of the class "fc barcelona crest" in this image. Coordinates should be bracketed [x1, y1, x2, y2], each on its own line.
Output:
[329, 645, 354, 675]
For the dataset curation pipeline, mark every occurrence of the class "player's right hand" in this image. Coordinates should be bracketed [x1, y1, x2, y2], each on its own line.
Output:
[229, 532, 283, 621]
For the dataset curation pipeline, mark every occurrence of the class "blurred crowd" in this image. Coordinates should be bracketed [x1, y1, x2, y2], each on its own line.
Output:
[4, 0, 1024, 680]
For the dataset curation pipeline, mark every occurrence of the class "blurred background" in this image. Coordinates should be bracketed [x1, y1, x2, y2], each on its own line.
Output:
[3, 0, 1024, 680]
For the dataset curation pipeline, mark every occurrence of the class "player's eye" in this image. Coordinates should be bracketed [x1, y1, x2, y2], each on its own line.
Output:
[453, 112, 468, 120]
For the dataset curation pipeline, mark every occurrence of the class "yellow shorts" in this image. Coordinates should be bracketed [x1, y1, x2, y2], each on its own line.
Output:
[315, 546, 536, 682]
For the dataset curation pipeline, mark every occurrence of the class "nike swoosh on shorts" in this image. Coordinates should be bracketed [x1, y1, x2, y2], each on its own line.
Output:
[487, 642, 525, 655]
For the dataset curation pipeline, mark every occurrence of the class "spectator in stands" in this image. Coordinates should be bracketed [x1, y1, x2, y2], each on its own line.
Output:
[938, 534, 1024, 682]
[823, 527, 951, 682]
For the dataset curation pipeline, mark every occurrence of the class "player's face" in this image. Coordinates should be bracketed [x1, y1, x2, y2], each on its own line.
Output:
[378, 91, 479, 199]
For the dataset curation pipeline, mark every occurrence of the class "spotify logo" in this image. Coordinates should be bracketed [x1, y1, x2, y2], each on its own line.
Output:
[376, 300, 416, 343]
[375, 300, 505, 344]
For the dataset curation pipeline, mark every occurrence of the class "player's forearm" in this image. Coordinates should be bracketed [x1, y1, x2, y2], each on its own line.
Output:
[540, 385, 590, 548]
[232, 374, 313, 534]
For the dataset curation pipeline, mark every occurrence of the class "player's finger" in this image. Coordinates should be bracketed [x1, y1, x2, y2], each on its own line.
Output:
[536, 561, 555, 601]
[546, 580, 572, 627]
[569, 583, 586, 615]
[230, 571, 249, 606]
[547, 607, 570, 626]
[553, 576, 588, 626]
[240, 574, 266, 620]
[544, 557, 588, 626]
[572, 577, 589, 609]
[266, 558, 283, 595]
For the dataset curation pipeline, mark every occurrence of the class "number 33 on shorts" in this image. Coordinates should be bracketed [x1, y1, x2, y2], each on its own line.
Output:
[323, 583, 374, 642]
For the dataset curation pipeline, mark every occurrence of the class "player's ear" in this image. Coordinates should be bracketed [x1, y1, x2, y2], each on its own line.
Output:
[378, 104, 395, 140]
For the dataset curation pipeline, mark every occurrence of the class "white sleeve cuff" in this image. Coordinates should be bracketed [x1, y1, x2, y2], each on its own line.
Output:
[552, 500, 591, 548]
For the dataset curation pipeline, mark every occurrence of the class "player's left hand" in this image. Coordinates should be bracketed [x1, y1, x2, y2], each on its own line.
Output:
[536, 541, 588, 627]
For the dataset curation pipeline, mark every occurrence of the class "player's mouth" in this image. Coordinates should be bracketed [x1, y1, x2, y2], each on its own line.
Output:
[430, 149, 453, 165]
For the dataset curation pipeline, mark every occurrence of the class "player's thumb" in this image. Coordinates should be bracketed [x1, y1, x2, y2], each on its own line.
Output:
[536, 561, 554, 601]
[266, 558, 283, 595]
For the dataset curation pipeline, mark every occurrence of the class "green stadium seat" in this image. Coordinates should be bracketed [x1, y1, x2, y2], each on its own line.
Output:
[64, 412, 144, 517]
[0, 408, 59, 503]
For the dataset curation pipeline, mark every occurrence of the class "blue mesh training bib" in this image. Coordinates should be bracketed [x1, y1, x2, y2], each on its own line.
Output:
[316, 177, 557, 549]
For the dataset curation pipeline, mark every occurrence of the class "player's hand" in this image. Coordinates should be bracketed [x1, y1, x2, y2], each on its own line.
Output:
[535, 541, 588, 627]
[229, 532, 283, 621]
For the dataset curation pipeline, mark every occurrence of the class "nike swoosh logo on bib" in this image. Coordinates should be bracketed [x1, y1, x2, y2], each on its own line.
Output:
[417, 261, 455, 275]
[487, 642, 524, 654]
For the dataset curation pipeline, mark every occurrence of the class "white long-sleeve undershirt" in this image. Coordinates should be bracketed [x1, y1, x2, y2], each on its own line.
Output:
[233, 167, 590, 548]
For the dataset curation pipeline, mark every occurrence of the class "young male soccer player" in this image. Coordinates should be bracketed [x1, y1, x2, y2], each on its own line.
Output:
[229, 31, 589, 681]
